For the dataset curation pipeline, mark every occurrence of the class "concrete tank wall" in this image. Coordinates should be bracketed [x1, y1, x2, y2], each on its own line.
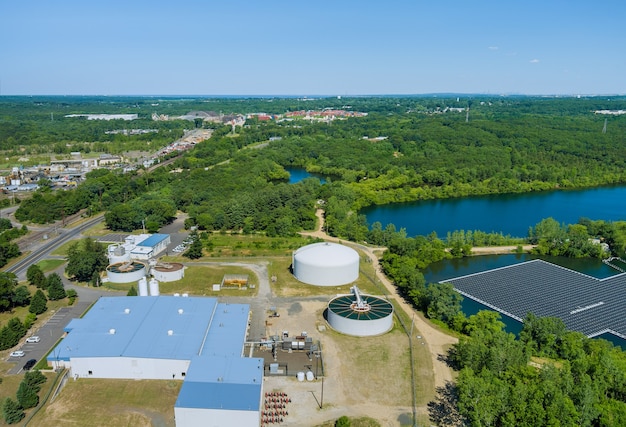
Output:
[293, 242, 359, 286]
[327, 308, 393, 336]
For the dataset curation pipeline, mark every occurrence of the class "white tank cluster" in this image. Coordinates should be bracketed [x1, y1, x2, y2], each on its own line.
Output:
[137, 276, 160, 296]
[327, 286, 394, 336]
[292, 242, 359, 286]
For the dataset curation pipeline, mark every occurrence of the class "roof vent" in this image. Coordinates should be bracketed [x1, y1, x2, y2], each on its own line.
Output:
[124, 308, 130, 314]
[109, 328, 116, 335]
[167, 330, 174, 336]
[178, 309, 184, 315]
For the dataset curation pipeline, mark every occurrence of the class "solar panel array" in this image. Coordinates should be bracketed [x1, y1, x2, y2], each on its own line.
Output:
[442, 259, 626, 339]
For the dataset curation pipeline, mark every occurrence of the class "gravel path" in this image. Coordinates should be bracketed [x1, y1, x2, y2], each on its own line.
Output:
[300, 209, 458, 390]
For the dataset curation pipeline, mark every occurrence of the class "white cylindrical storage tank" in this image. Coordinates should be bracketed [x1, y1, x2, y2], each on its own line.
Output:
[106, 261, 147, 283]
[151, 262, 185, 282]
[293, 242, 359, 286]
[149, 278, 160, 296]
[138, 277, 148, 296]
[306, 371, 314, 381]
[327, 293, 394, 337]
[297, 372, 305, 382]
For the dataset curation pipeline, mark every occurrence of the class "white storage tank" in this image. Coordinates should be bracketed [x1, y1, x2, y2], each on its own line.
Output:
[138, 277, 148, 296]
[327, 286, 394, 336]
[149, 277, 160, 296]
[151, 262, 185, 282]
[293, 242, 359, 286]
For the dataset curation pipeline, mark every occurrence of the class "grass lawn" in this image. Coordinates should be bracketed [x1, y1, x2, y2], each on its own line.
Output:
[29, 378, 181, 427]
[35, 258, 66, 273]
[316, 417, 382, 427]
[101, 263, 261, 297]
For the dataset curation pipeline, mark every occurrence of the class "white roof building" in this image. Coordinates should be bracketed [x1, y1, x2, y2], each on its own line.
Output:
[49, 296, 262, 427]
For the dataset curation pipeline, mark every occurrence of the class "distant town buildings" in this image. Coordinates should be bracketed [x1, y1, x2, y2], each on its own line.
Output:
[64, 114, 139, 120]
[594, 109, 626, 115]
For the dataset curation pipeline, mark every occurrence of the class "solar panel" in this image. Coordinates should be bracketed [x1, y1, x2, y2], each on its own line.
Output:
[443, 259, 626, 339]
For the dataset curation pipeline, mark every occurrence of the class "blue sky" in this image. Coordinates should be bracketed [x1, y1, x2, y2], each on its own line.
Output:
[1, 0, 625, 96]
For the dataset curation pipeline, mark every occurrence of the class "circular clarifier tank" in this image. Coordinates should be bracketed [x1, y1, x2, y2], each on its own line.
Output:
[106, 261, 147, 283]
[327, 286, 394, 336]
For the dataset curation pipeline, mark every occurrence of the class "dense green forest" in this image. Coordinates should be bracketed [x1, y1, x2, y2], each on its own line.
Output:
[3, 96, 626, 424]
[429, 311, 626, 426]
[5, 95, 626, 240]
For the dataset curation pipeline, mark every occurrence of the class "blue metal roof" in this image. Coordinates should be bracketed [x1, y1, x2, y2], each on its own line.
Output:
[176, 357, 263, 411]
[175, 382, 262, 411]
[201, 303, 250, 357]
[48, 296, 247, 362]
[48, 296, 261, 414]
[136, 234, 169, 248]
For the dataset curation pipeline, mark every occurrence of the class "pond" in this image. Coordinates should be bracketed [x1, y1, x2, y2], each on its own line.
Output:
[285, 168, 327, 184]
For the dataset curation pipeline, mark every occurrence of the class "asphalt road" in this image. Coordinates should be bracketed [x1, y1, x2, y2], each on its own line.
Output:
[4, 214, 118, 374]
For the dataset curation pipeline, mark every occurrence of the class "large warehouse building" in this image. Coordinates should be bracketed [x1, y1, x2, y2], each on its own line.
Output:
[49, 296, 263, 427]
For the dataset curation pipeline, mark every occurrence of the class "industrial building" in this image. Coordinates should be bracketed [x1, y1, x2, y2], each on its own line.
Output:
[292, 242, 359, 286]
[107, 233, 171, 263]
[105, 234, 172, 283]
[130, 234, 171, 260]
[48, 296, 263, 427]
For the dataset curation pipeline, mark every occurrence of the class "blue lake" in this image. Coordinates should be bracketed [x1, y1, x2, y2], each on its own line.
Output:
[290, 167, 626, 345]
[361, 186, 626, 238]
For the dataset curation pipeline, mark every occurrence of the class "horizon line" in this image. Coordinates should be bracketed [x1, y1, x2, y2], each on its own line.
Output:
[1, 92, 625, 99]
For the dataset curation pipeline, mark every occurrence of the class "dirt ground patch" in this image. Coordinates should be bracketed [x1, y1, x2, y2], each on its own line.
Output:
[258, 299, 435, 427]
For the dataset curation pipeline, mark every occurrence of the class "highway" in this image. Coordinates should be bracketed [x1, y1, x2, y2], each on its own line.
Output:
[4, 214, 107, 374]
[6, 214, 105, 280]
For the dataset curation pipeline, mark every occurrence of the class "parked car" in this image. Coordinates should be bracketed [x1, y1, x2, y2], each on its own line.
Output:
[25, 336, 40, 343]
[10, 351, 25, 358]
[23, 359, 36, 371]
